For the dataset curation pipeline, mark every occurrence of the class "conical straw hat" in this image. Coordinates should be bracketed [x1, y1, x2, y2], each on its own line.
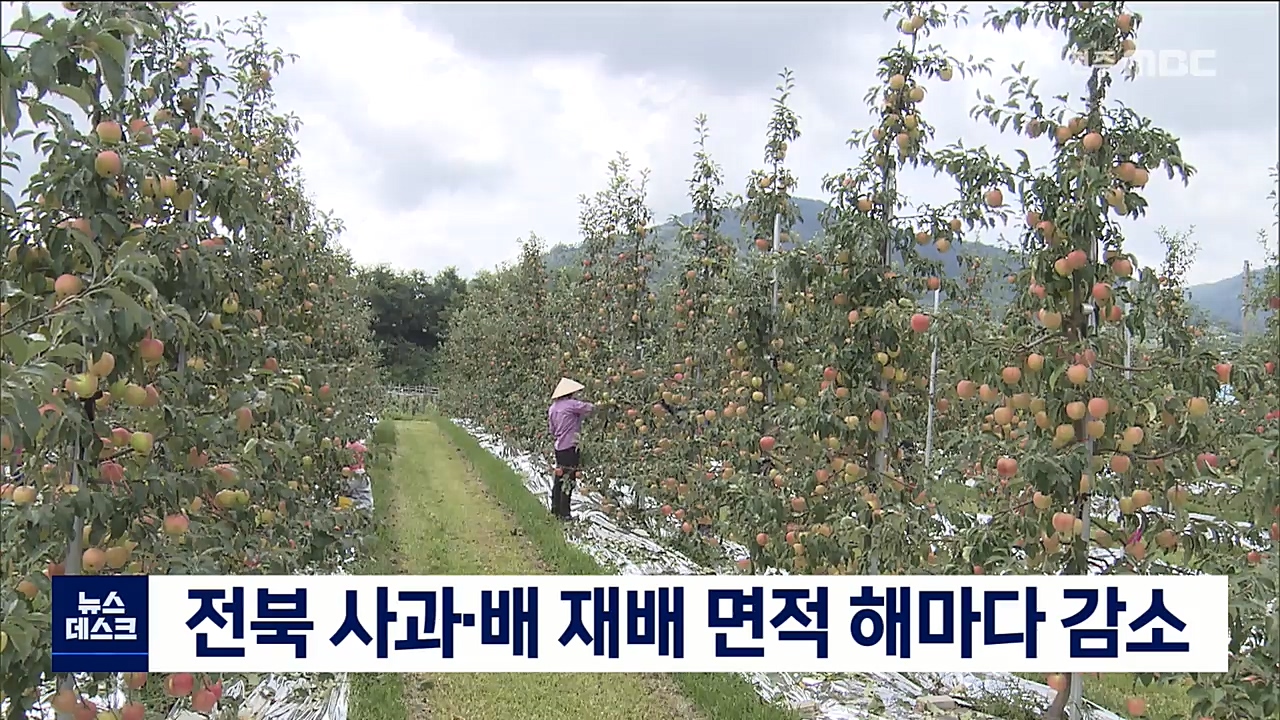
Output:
[551, 377, 585, 399]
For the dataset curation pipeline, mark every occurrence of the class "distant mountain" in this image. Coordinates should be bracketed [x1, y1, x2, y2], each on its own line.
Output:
[1186, 271, 1275, 333]
[547, 197, 1018, 282]
[546, 198, 835, 274]
[544, 196, 1272, 329]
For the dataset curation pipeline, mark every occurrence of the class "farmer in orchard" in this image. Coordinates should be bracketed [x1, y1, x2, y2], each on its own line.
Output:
[548, 377, 595, 520]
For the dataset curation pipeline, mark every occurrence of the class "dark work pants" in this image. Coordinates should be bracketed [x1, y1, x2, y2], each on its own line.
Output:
[552, 446, 580, 519]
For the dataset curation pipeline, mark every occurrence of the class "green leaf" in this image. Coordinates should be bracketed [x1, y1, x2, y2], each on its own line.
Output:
[100, 18, 138, 38]
[52, 82, 92, 111]
[0, 52, 20, 135]
[2, 332, 31, 365]
[116, 270, 158, 298]
[97, 51, 125, 104]
[23, 332, 51, 356]
[4, 612, 41, 659]
[46, 341, 84, 363]
[9, 4, 40, 35]
[104, 286, 146, 324]
[28, 41, 59, 92]
[72, 223, 103, 273]
[94, 31, 128, 68]
[15, 395, 43, 437]
[26, 99, 48, 126]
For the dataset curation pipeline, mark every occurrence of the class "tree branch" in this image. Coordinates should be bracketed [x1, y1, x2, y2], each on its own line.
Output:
[1094, 356, 1155, 373]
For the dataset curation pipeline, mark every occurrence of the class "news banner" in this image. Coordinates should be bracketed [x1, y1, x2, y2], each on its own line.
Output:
[52, 575, 1228, 674]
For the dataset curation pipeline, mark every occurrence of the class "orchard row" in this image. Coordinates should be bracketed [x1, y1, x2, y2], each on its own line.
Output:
[439, 3, 1278, 720]
[2, 4, 381, 719]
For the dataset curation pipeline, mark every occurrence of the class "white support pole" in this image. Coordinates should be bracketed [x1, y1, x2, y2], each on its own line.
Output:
[765, 212, 781, 405]
[1241, 260, 1251, 337]
[177, 75, 208, 377]
[1067, 273, 1102, 720]
[923, 287, 942, 474]
[62, 437, 85, 575]
[770, 213, 781, 315]
[868, 187, 896, 577]
[1124, 281, 1133, 380]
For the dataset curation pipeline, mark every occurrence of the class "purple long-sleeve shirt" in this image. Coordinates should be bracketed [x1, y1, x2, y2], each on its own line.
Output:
[548, 397, 595, 451]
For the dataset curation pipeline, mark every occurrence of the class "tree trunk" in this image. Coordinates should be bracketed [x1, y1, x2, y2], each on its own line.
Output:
[1041, 685, 1069, 720]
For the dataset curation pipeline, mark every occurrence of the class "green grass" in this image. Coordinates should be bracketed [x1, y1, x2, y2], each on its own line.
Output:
[348, 419, 793, 720]
[383, 400, 437, 421]
[1014, 673, 1194, 720]
[1078, 674, 1194, 720]
[433, 418, 799, 720]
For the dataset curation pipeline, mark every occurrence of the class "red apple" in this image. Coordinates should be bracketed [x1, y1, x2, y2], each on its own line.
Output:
[165, 672, 194, 697]
[996, 457, 1018, 477]
[191, 688, 217, 713]
[1214, 363, 1231, 384]
[1196, 452, 1218, 471]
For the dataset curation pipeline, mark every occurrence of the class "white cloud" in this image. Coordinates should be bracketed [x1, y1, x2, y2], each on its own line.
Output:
[6, 2, 1277, 285]
[270, 3, 1274, 284]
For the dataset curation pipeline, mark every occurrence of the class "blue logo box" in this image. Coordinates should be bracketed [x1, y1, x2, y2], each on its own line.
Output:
[52, 575, 149, 672]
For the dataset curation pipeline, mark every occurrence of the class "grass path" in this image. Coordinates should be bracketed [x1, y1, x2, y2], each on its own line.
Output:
[352, 419, 790, 720]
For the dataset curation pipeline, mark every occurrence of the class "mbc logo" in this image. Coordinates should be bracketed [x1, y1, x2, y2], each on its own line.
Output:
[1068, 48, 1217, 78]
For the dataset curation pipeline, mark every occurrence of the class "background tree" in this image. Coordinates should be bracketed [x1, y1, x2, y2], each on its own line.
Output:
[358, 265, 466, 385]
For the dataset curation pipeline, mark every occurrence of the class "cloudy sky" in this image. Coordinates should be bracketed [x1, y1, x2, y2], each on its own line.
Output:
[8, 2, 1279, 285]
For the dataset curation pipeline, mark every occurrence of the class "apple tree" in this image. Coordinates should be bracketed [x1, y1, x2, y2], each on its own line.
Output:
[1, 3, 379, 718]
[951, 2, 1268, 717]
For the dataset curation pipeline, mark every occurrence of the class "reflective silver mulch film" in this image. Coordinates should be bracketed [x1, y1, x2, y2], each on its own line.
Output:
[171, 674, 348, 720]
[454, 419, 1126, 720]
[15, 674, 347, 720]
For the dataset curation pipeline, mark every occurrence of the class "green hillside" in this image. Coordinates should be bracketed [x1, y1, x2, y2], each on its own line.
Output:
[544, 196, 1272, 331]
[1185, 271, 1275, 333]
